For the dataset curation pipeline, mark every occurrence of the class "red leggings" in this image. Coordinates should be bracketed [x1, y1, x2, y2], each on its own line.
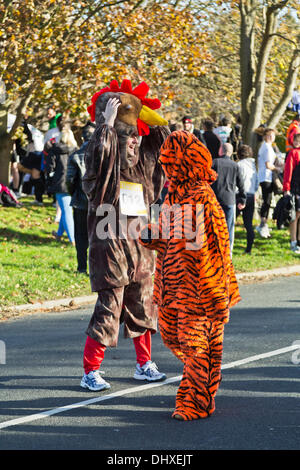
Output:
[83, 330, 152, 374]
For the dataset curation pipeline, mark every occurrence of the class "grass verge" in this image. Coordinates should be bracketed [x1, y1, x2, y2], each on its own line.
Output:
[233, 217, 300, 272]
[0, 196, 300, 308]
[0, 196, 91, 308]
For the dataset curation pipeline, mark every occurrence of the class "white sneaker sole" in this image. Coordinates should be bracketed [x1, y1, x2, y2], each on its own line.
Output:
[80, 379, 111, 391]
[133, 373, 166, 382]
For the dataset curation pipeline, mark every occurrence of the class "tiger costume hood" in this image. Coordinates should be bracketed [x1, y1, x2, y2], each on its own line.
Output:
[159, 130, 217, 204]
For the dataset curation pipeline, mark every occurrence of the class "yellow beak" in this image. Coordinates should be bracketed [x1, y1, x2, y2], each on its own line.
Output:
[139, 105, 168, 127]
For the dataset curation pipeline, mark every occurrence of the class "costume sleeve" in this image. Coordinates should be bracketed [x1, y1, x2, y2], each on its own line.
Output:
[82, 124, 120, 210]
[139, 126, 170, 205]
[139, 222, 168, 253]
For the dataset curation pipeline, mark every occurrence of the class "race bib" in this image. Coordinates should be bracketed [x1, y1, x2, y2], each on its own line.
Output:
[119, 181, 147, 216]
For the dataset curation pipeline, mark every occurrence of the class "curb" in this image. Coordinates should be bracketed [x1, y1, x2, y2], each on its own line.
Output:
[1, 265, 300, 317]
[0, 294, 97, 317]
[236, 264, 300, 282]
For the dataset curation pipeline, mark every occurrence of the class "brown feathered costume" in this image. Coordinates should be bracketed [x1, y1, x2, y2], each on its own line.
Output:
[80, 80, 169, 388]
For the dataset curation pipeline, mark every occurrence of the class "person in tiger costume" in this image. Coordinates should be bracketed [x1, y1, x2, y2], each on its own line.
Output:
[139, 130, 241, 420]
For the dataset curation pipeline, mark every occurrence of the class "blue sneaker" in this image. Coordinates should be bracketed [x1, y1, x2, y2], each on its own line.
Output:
[133, 361, 166, 382]
[80, 370, 110, 391]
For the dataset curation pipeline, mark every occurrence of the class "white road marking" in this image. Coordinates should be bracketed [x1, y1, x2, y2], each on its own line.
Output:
[0, 344, 299, 430]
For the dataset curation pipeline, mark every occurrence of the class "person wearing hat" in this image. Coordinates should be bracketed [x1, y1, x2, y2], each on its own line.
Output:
[182, 116, 205, 144]
[285, 114, 300, 157]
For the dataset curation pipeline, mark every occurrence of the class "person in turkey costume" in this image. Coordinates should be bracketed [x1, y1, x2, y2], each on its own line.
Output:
[80, 79, 170, 391]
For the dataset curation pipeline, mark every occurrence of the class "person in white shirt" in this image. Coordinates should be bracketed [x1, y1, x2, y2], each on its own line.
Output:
[257, 128, 282, 238]
[214, 117, 232, 150]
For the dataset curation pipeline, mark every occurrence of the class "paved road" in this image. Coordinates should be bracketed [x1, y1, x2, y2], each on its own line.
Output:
[0, 275, 299, 454]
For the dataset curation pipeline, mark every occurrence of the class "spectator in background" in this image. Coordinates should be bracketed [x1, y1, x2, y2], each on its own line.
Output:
[44, 122, 78, 245]
[10, 142, 21, 197]
[287, 89, 300, 115]
[169, 122, 181, 132]
[236, 145, 259, 254]
[283, 133, 300, 254]
[212, 143, 246, 255]
[214, 117, 232, 147]
[285, 114, 300, 157]
[71, 118, 85, 148]
[66, 122, 95, 273]
[44, 111, 62, 146]
[47, 105, 62, 130]
[253, 123, 266, 156]
[17, 119, 45, 206]
[230, 115, 243, 160]
[257, 128, 283, 239]
[43, 114, 63, 222]
[202, 119, 221, 159]
[181, 116, 205, 144]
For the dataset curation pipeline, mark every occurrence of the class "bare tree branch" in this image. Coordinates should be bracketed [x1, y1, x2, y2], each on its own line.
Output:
[9, 82, 35, 137]
[267, 46, 300, 128]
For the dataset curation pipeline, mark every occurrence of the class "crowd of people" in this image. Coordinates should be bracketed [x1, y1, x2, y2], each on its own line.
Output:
[6, 106, 97, 275]
[2, 78, 300, 422]
[167, 112, 300, 255]
[4, 105, 300, 269]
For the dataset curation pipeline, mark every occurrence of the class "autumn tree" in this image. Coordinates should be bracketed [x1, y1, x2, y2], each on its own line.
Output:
[187, 1, 299, 146]
[0, 0, 116, 184]
[0, 0, 211, 185]
[238, 0, 299, 145]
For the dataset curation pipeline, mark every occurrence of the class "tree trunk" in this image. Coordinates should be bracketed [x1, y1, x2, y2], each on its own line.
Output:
[238, 0, 296, 148]
[0, 85, 34, 185]
[0, 133, 13, 186]
[0, 102, 12, 186]
[246, 5, 278, 146]
[239, 0, 257, 145]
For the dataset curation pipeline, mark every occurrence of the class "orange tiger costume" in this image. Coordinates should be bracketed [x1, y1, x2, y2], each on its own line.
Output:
[139, 130, 241, 420]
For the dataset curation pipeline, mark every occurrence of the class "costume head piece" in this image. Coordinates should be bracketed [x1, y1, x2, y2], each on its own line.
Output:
[159, 130, 217, 202]
[87, 79, 168, 136]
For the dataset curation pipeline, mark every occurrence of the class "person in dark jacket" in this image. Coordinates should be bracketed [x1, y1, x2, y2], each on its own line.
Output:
[44, 125, 78, 244]
[203, 118, 221, 159]
[283, 133, 300, 253]
[80, 79, 169, 392]
[66, 122, 95, 273]
[212, 143, 246, 255]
